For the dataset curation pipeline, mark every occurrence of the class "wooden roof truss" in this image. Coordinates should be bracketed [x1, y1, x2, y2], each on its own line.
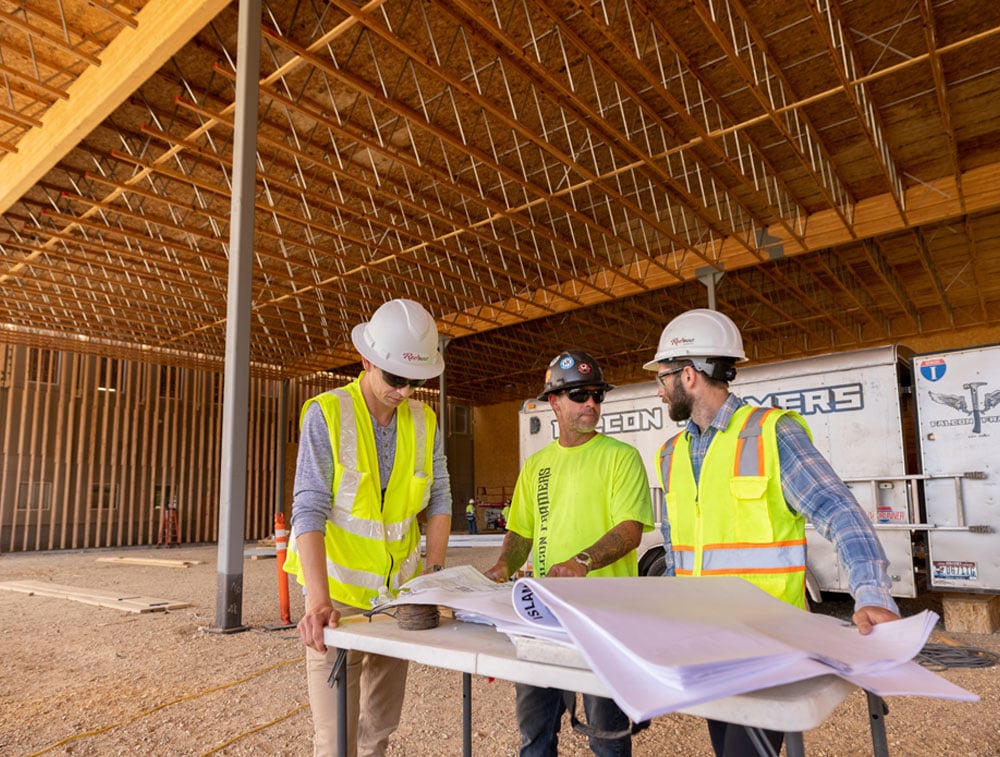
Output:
[2, 0, 999, 403]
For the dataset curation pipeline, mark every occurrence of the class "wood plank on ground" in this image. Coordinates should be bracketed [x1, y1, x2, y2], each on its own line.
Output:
[245, 547, 276, 560]
[0, 580, 191, 613]
[96, 556, 202, 568]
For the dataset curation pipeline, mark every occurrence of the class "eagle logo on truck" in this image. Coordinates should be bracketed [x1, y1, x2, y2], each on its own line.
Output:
[928, 384, 1000, 435]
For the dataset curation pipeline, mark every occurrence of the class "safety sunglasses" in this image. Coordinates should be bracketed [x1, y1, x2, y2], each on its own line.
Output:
[655, 365, 686, 389]
[381, 369, 427, 389]
[564, 387, 606, 404]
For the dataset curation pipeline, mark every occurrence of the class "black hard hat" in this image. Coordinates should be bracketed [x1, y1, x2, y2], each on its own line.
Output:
[537, 350, 613, 400]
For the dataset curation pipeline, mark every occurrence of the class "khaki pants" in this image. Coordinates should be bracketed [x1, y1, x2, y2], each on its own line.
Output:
[306, 605, 409, 757]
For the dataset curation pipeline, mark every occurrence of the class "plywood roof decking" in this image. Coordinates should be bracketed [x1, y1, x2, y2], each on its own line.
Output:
[2, 0, 999, 405]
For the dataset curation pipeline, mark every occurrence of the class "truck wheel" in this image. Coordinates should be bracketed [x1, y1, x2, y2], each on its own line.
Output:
[638, 546, 667, 577]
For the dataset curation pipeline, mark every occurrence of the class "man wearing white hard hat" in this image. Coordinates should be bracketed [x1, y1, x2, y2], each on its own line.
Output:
[644, 308, 900, 757]
[285, 298, 453, 756]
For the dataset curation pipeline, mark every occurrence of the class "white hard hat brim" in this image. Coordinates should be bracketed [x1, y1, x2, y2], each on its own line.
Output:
[642, 352, 747, 372]
[351, 322, 445, 379]
[641, 358, 662, 372]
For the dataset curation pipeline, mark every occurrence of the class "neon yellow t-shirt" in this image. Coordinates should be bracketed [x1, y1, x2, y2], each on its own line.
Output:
[507, 433, 654, 577]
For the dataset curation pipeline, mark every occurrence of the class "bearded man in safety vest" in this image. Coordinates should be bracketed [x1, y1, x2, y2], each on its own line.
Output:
[645, 308, 900, 757]
[284, 298, 452, 757]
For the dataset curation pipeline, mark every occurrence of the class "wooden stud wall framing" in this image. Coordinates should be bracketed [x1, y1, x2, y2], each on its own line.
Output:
[0, 346, 463, 554]
[0, 345, 282, 553]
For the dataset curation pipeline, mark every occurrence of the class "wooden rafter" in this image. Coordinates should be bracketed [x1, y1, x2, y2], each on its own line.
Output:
[2, 1, 1000, 405]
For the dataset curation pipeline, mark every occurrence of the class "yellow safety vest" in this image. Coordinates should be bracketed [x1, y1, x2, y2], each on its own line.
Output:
[284, 377, 437, 609]
[658, 405, 809, 609]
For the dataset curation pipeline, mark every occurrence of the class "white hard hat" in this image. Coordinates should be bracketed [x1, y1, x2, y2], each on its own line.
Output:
[351, 299, 445, 379]
[642, 308, 747, 371]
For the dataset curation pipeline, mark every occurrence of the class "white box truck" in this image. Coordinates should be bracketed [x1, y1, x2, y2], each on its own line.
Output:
[518, 344, 997, 600]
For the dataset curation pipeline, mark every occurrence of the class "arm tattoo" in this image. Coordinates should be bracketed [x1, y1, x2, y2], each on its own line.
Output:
[499, 532, 532, 575]
[586, 521, 642, 571]
[589, 531, 628, 570]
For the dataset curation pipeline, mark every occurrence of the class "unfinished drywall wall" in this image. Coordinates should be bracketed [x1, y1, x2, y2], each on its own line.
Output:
[472, 399, 520, 507]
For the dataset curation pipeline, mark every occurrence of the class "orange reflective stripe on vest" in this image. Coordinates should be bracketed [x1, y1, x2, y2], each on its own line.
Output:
[659, 404, 809, 608]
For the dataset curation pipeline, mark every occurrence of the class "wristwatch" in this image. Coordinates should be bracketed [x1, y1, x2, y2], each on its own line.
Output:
[572, 551, 593, 574]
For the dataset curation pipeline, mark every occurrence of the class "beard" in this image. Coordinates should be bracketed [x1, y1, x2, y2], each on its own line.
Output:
[666, 383, 693, 422]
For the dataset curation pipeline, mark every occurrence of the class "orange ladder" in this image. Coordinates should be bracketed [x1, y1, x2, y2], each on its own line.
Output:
[157, 504, 180, 548]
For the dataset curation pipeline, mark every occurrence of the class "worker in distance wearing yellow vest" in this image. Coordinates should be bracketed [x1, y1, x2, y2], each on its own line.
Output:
[284, 298, 452, 757]
[644, 309, 900, 757]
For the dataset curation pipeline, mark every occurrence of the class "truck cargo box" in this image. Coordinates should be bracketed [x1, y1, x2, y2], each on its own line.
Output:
[913, 344, 999, 592]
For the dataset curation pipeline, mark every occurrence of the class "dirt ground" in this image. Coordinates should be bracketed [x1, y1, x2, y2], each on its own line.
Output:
[1, 542, 998, 757]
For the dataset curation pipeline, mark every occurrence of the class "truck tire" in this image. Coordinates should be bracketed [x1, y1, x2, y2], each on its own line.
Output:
[638, 545, 667, 577]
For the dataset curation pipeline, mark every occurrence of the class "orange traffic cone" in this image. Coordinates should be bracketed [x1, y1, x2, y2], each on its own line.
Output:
[263, 512, 295, 631]
[275, 512, 292, 625]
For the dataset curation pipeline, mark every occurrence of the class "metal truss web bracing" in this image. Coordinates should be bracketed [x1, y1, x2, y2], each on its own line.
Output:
[1, 0, 1000, 404]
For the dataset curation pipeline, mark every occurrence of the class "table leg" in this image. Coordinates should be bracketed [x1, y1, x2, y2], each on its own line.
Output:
[463, 672, 472, 757]
[866, 691, 890, 757]
[745, 725, 781, 757]
[328, 648, 348, 757]
[785, 732, 805, 757]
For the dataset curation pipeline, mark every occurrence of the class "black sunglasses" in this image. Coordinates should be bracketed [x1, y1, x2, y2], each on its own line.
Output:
[381, 369, 426, 389]
[564, 387, 605, 404]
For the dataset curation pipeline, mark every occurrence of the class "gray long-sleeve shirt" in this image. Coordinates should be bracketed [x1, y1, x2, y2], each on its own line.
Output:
[291, 400, 453, 536]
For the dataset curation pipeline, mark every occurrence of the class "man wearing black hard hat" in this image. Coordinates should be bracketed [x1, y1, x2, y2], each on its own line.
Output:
[485, 350, 654, 757]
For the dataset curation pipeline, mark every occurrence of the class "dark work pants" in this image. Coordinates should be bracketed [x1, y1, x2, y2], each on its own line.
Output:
[707, 718, 784, 757]
[516, 683, 631, 757]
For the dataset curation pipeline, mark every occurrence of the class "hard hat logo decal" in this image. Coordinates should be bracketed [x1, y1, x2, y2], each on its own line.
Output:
[670, 337, 696, 346]
[402, 351, 429, 363]
[578, 362, 592, 375]
[559, 356, 575, 370]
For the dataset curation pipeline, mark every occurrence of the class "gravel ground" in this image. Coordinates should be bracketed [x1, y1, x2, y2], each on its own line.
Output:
[0, 543, 997, 756]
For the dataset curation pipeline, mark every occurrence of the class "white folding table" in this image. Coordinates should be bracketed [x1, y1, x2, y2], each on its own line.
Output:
[324, 615, 889, 757]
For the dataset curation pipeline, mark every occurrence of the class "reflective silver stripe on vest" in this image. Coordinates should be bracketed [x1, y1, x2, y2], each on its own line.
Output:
[701, 543, 806, 572]
[386, 514, 417, 542]
[326, 557, 390, 591]
[658, 435, 679, 495]
[391, 545, 421, 590]
[673, 550, 695, 572]
[328, 507, 418, 541]
[409, 400, 428, 476]
[736, 407, 773, 477]
[333, 390, 361, 512]
[660, 436, 680, 559]
[323, 544, 423, 595]
[673, 543, 806, 574]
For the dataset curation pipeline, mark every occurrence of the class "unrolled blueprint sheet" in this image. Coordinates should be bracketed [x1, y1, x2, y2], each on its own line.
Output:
[369, 567, 978, 722]
[509, 576, 977, 721]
